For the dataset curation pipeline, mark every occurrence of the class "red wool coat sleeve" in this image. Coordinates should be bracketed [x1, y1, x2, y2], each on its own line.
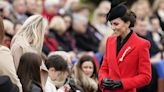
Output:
[98, 38, 110, 84]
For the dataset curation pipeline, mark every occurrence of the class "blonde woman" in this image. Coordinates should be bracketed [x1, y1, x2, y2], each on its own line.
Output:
[10, 15, 48, 90]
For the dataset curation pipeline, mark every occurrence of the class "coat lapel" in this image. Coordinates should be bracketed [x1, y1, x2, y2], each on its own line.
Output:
[117, 32, 137, 64]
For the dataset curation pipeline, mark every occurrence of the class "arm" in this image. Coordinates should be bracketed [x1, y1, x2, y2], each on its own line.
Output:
[98, 38, 110, 90]
[0, 47, 22, 92]
[121, 41, 151, 89]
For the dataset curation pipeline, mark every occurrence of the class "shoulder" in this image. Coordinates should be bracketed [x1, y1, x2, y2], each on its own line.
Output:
[0, 45, 10, 53]
[136, 35, 150, 48]
[0, 46, 13, 59]
[106, 35, 117, 42]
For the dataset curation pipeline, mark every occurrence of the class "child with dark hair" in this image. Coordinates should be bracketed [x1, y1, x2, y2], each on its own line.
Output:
[46, 55, 70, 92]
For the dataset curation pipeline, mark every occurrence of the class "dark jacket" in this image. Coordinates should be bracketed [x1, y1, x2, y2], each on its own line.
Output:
[73, 23, 102, 52]
[31, 82, 42, 92]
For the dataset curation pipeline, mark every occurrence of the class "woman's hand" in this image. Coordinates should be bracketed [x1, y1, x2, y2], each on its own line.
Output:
[101, 78, 123, 90]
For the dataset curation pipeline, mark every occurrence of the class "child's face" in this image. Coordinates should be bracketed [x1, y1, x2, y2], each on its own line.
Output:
[48, 67, 60, 81]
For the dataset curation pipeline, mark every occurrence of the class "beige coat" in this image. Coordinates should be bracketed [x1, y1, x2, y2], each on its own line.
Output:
[0, 45, 22, 92]
[10, 39, 48, 91]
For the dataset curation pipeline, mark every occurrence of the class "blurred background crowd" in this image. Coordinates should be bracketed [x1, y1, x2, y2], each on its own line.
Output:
[0, 0, 164, 92]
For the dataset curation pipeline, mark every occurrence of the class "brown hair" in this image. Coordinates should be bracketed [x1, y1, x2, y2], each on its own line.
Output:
[17, 52, 43, 92]
[121, 10, 136, 27]
[0, 17, 4, 44]
[77, 55, 97, 78]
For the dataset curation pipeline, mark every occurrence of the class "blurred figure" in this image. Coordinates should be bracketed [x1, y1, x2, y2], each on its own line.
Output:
[3, 19, 14, 47]
[0, 17, 22, 92]
[63, 14, 73, 31]
[74, 5, 90, 18]
[74, 55, 98, 92]
[46, 55, 70, 92]
[26, 0, 37, 17]
[0, 76, 19, 92]
[10, 15, 48, 90]
[9, 0, 27, 24]
[146, 15, 164, 58]
[131, 0, 152, 30]
[64, 0, 80, 15]
[42, 0, 59, 22]
[72, 14, 102, 52]
[0, 1, 12, 18]
[92, 8, 113, 38]
[98, 0, 111, 12]
[147, 16, 164, 92]
[134, 18, 148, 38]
[17, 53, 43, 92]
[131, 0, 151, 19]
[153, 0, 164, 31]
[48, 16, 75, 52]
[58, 0, 67, 15]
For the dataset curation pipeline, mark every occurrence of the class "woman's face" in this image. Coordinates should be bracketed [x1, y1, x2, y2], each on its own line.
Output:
[81, 61, 94, 77]
[111, 18, 129, 37]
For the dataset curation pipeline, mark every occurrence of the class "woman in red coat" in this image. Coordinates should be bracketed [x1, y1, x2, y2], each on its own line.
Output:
[98, 4, 151, 92]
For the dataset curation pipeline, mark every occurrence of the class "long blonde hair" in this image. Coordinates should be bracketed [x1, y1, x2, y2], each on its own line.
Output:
[11, 15, 48, 53]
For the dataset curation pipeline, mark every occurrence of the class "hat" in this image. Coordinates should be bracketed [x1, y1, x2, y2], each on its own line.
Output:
[0, 76, 19, 92]
[106, 3, 127, 21]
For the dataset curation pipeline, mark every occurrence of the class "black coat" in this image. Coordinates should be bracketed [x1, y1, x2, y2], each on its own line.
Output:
[73, 23, 102, 52]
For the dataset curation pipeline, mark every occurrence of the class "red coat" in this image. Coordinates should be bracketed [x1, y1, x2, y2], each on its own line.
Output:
[98, 32, 151, 92]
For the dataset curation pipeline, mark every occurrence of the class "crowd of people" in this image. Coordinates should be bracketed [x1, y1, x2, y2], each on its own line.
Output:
[0, 0, 163, 92]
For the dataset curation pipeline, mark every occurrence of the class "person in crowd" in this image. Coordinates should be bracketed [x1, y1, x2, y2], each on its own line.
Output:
[42, 0, 59, 22]
[25, 0, 38, 17]
[146, 15, 164, 58]
[17, 52, 43, 92]
[0, 17, 22, 92]
[153, 0, 164, 31]
[74, 55, 98, 92]
[98, 0, 111, 12]
[48, 16, 75, 52]
[9, 0, 28, 24]
[46, 54, 70, 92]
[10, 15, 48, 90]
[92, 8, 113, 38]
[98, 3, 151, 92]
[72, 14, 102, 52]
[133, 18, 148, 39]
[64, 0, 80, 15]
